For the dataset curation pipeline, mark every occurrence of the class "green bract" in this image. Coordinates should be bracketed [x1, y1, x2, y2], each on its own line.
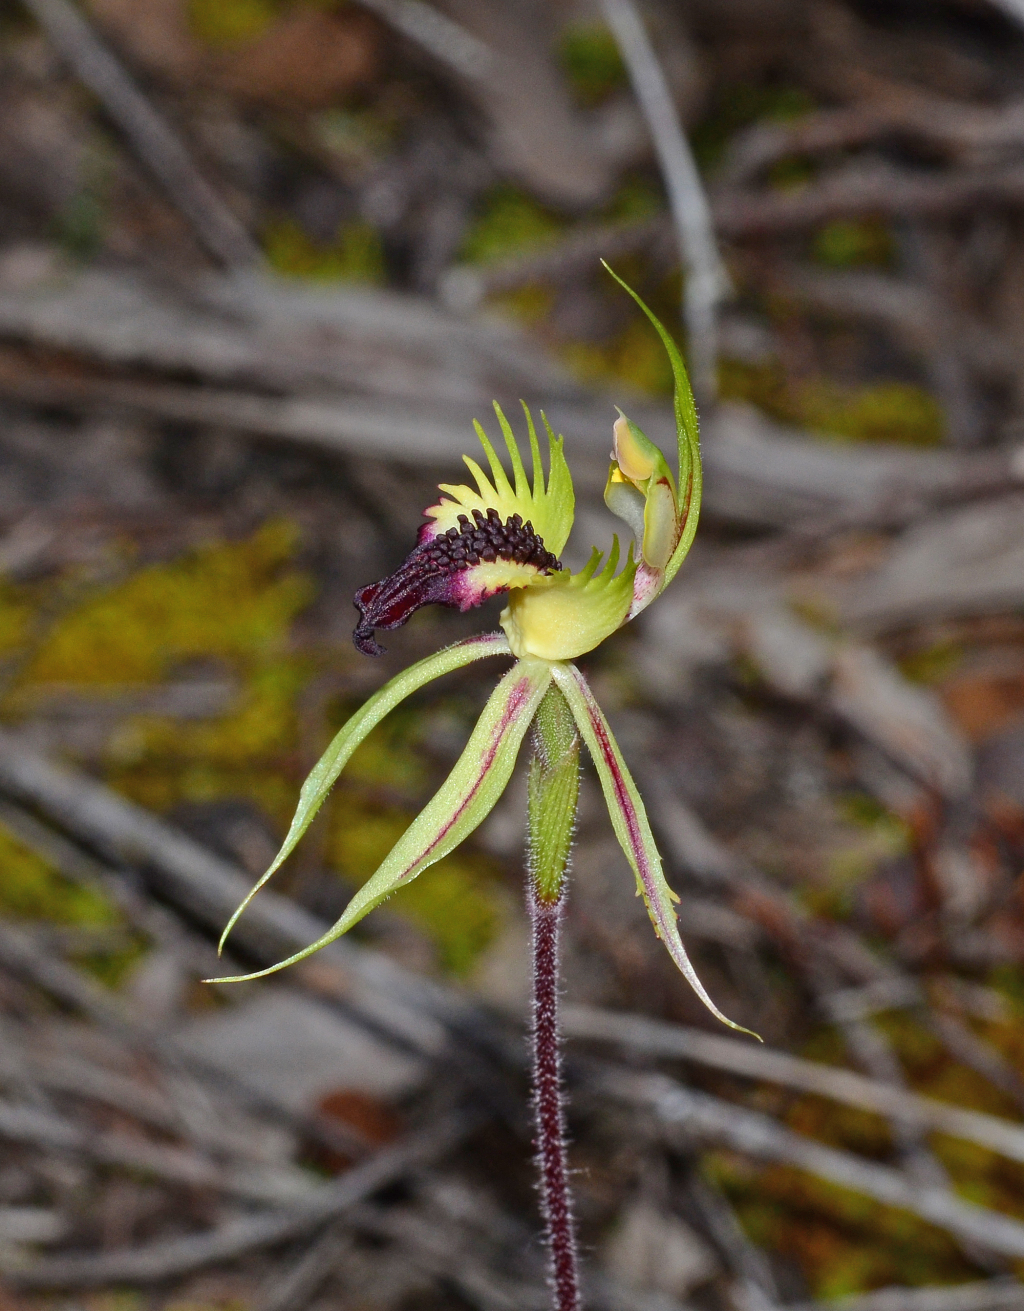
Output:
[211, 272, 756, 1039]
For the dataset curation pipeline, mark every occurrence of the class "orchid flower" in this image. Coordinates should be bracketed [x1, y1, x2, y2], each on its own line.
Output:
[213, 268, 751, 1043]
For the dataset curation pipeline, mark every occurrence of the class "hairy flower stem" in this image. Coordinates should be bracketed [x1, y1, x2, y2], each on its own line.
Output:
[527, 684, 582, 1311]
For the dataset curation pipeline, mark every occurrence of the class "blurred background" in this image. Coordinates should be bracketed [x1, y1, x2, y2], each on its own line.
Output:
[1, 0, 1024, 1308]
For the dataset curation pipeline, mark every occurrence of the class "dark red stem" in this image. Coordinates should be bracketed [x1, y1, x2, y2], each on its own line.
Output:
[529, 885, 581, 1311]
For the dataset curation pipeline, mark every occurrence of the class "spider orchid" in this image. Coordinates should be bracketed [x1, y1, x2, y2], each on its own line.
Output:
[212, 269, 751, 1041]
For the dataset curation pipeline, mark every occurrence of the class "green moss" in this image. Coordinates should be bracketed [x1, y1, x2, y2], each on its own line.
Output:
[311, 108, 397, 168]
[813, 219, 894, 269]
[51, 137, 115, 263]
[22, 522, 311, 688]
[0, 825, 115, 926]
[8, 520, 505, 979]
[558, 22, 626, 107]
[989, 965, 1024, 1017]
[0, 583, 33, 657]
[0, 824, 140, 985]
[801, 380, 944, 446]
[54, 188, 107, 262]
[12, 524, 318, 833]
[188, 0, 280, 47]
[719, 359, 945, 447]
[709, 1150, 973, 1297]
[460, 186, 564, 267]
[341, 711, 429, 799]
[693, 83, 816, 170]
[392, 859, 500, 976]
[265, 218, 386, 284]
[564, 294, 680, 394]
[898, 639, 964, 686]
[605, 177, 663, 223]
[107, 658, 312, 820]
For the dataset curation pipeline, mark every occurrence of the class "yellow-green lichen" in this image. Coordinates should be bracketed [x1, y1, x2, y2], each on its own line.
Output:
[21, 522, 311, 688]
[460, 186, 564, 267]
[0, 824, 139, 985]
[558, 22, 626, 107]
[693, 83, 816, 171]
[265, 218, 386, 284]
[719, 359, 945, 447]
[0, 824, 116, 927]
[813, 219, 894, 269]
[188, 0, 280, 47]
[6, 521, 506, 980]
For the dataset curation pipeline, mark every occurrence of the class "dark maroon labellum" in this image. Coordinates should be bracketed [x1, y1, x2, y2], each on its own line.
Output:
[353, 508, 561, 655]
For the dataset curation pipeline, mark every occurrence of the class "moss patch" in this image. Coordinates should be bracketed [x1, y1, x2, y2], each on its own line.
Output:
[188, 0, 280, 47]
[461, 186, 564, 267]
[558, 22, 626, 107]
[265, 218, 386, 284]
[720, 358, 945, 447]
[813, 219, 894, 270]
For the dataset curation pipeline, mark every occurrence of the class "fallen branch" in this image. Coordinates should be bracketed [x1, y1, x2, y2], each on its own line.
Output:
[0, 1098, 312, 1204]
[19, 0, 259, 268]
[712, 161, 1024, 240]
[601, 1070, 1024, 1259]
[440, 215, 666, 312]
[787, 1279, 1024, 1311]
[0, 727, 471, 1054]
[601, 0, 729, 401]
[7, 1112, 472, 1288]
[355, 0, 493, 82]
[564, 1007, 1024, 1166]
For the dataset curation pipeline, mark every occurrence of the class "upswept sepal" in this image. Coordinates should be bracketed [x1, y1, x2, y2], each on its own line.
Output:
[211, 657, 551, 983]
[601, 264, 703, 619]
[551, 661, 759, 1039]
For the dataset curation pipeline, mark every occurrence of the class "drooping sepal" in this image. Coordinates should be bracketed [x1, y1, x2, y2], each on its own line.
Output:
[552, 662, 759, 1038]
[211, 656, 550, 983]
[216, 632, 512, 958]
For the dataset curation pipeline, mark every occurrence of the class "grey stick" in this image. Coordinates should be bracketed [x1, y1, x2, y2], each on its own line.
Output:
[19, 0, 260, 268]
[600, 0, 730, 404]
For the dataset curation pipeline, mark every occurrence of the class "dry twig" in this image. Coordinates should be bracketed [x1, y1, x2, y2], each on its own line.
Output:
[601, 0, 729, 402]
[19, 0, 259, 268]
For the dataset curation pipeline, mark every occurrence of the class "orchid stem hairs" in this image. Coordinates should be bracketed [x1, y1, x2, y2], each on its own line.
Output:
[528, 683, 582, 1309]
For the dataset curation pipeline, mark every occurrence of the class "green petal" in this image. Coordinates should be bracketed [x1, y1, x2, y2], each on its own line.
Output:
[602, 263, 703, 589]
[552, 662, 759, 1039]
[210, 657, 551, 983]
[217, 632, 511, 956]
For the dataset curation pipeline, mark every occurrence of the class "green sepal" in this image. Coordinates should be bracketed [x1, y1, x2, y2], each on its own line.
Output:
[552, 661, 759, 1039]
[217, 632, 511, 957]
[602, 263, 703, 588]
[210, 657, 551, 984]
